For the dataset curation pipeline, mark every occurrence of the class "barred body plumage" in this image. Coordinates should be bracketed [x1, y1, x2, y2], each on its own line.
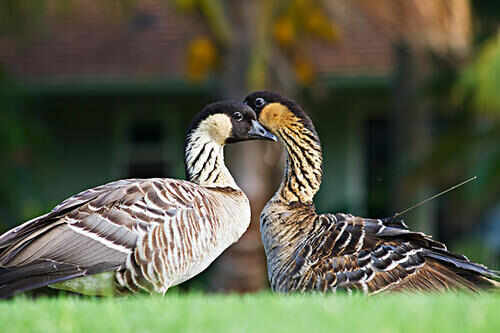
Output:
[245, 91, 500, 294]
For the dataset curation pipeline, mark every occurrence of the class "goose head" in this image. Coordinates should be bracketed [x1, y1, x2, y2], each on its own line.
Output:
[243, 91, 319, 141]
[184, 101, 277, 186]
[186, 101, 278, 146]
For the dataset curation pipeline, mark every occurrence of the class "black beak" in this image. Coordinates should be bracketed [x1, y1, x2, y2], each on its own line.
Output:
[248, 120, 278, 142]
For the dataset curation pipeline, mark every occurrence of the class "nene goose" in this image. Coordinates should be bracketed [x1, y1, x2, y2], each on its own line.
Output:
[0, 101, 277, 298]
[244, 91, 500, 294]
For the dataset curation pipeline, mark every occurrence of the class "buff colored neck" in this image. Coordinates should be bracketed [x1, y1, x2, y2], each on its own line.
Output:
[274, 126, 323, 205]
[184, 122, 238, 189]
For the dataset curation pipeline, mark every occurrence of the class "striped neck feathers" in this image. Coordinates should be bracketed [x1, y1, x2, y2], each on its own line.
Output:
[184, 114, 238, 189]
[262, 105, 323, 204]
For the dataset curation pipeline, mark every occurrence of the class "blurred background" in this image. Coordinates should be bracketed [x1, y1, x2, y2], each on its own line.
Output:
[1, 0, 499, 293]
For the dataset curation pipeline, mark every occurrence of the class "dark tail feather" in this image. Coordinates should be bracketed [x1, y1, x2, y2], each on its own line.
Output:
[424, 249, 499, 279]
[0, 261, 85, 299]
[423, 249, 500, 289]
[0, 260, 119, 299]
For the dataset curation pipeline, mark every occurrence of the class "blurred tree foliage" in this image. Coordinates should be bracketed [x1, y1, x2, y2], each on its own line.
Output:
[449, 1, 500, 210]
[271, 0, 339, 85]
[456, 32, 500, 116]
[455, 0, 500, 114]
[455, 0, 500, 113]
[409, 1, 500, 266]
[404, 1, 500, 206]
[174, 0, 340, 87]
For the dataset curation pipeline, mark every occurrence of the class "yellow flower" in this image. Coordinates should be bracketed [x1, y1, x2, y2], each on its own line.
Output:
[273, 16, 295, 47]
[186, 37, 217, 82]
[304, 8, 339, 42]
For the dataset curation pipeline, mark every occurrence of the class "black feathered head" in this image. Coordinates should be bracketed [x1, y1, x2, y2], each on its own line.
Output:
[185, 100, 277, 146]
[243, 91, 319, 138]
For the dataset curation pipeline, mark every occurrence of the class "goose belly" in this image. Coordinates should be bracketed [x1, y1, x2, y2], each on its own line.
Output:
[176, 201, 251, 285]
[118, 198, 251, 293]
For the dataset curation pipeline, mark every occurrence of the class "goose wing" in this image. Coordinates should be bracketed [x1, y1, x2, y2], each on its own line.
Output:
[289, 213, 499, 293]
[0, 178, 224, 297]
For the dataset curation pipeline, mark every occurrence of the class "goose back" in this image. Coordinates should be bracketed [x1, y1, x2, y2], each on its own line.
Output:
[263, 206, 499, 293]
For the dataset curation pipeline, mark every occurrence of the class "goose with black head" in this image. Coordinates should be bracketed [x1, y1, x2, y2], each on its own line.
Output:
[0, 101, 277, 298]
[245, 91, 499, 294]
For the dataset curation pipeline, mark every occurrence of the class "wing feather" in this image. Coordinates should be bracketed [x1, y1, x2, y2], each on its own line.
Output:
[287, 213, 500, 293]
[0, 178, 245, 297]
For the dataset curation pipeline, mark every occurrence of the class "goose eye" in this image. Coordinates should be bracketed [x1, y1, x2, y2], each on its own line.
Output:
[232, 111, 243, 121]
[255, 98, 266, 108]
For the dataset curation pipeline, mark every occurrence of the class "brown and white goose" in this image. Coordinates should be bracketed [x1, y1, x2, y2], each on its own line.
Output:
[0, 101, 277, 298]
[244, 91, 499, 294]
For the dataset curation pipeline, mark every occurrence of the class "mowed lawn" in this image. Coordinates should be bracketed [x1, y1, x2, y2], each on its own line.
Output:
[1, 292, 500, 332]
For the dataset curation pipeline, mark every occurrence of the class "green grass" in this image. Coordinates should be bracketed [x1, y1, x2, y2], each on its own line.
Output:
[1, 292, 500, 332]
